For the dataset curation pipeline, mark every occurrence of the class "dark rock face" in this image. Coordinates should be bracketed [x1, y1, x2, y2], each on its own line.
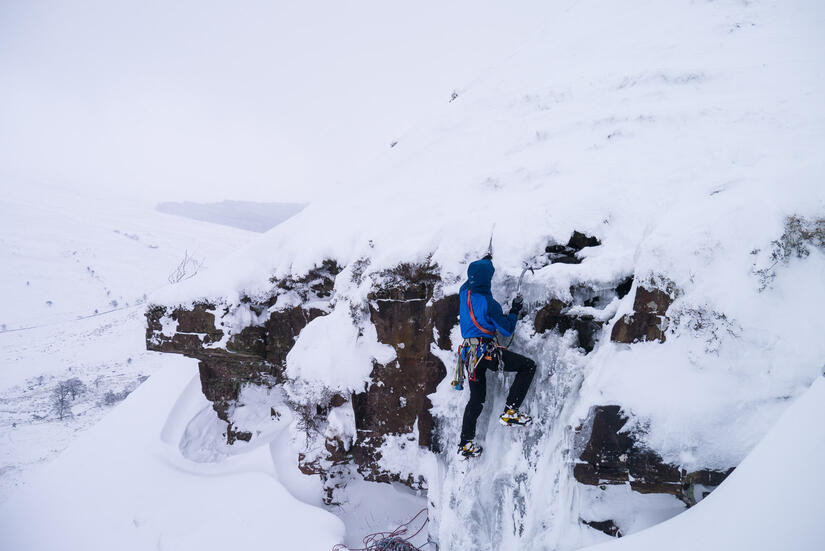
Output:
[544, 231, 602, 265]
[532, 282, 622, 354]
[611, 286, 672, 343]
[353, 261, 458, 485]
[146, 298, 325, 443]
[145, 302, 265, 441]
[615, 276, 634, 299]
[265, 306, 327, 372]
[567, 231, 601, 250]
[146, 254, 727, 518]
[145, 259, 459, 495]
[574, 406, 731, 505]
[534, 299, 603, 353]
[269, 259, 341, 303]
[145, 302, 224, 355]
[583, 519, 622, 538]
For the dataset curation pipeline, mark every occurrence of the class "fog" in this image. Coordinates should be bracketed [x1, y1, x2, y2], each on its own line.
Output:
[0, 0, 547, 204]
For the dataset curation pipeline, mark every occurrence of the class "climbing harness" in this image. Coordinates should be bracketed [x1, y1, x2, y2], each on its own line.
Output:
[451, 337, 501, 390]
[451, 264, 536, 389]
[452, 289, 499, 390]
[332, 508, 431, 551]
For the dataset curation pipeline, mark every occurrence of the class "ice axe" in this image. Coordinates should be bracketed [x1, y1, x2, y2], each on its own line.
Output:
[505, 264, 534, 348]
[484, 224, 496, 260]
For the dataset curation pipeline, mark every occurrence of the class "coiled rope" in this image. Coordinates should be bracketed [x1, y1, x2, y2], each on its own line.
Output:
[332, 508, 431, 551]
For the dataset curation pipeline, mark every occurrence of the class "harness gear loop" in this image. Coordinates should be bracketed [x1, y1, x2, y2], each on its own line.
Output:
[451, 337, 503, 390]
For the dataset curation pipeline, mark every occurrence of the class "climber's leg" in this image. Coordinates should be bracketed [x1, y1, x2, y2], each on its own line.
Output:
[500, 349, 536, 409]
[460, 364, 488, 444]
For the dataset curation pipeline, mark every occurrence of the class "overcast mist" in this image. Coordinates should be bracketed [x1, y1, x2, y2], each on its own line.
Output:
[0, 0, 547, 204]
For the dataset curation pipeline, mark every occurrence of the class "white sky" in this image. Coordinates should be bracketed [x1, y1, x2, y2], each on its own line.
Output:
[0, 0, 549, 204]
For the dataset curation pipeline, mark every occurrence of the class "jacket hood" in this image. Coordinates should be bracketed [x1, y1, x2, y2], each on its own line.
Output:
[464, 258, 494, 294]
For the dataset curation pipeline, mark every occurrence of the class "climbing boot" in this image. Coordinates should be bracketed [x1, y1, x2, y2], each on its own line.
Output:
[499, 407, 532, 427]
[458, 440, 483, 458]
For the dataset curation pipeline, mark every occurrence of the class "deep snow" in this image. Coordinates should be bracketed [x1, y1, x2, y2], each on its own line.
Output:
[0, 361, 346, 550]
[1, 0, 824, 549]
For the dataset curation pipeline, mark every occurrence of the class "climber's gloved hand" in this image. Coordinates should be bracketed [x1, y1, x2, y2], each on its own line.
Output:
[509, 295, 524, 316]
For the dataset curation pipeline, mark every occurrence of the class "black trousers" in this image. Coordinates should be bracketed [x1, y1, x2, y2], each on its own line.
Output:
[460, 348, 537, 444]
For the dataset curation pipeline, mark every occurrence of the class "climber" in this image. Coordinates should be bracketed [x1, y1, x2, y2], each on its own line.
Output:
[456, 255, 536, 458]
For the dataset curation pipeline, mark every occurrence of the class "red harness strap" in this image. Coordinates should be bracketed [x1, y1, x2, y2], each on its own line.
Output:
[467, 290, 496, 336]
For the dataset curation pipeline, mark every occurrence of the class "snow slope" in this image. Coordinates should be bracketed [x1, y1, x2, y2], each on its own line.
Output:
[0, 181, 253, 332]
[148, 0, 825, 549]
[0, 180, 255, 497]
[585, 375, 825, 551]
[0, 361, 344, 550]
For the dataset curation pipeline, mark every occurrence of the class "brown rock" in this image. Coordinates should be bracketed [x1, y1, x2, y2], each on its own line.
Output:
[298, 452, 323, 475]
[226, 325, 267, 357]
[574, 405, 732, 505]
[567, 231, 601, 250]
[611, 286, 672, 343]
[583, 519, 622, 538]
[265, 306, 326, 374]
[343, 261, 458, 485]
[146, 302, 224, 355]
[272, 259, 342, 301]
[534, 299, 603, 353]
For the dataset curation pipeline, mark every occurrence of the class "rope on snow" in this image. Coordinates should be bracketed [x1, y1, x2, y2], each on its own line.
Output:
[332, 508, 431, 551]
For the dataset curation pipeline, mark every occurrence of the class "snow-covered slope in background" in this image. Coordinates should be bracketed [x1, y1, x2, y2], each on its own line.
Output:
[160, 0, 825, 300]
[0, 181, 253, 332]
[0, 180, 255, 497]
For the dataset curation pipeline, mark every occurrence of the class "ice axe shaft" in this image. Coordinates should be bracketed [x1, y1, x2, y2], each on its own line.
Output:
[506, 264, 534, 348]
[515, 265, 534, 295]
[485, 223, 496, 259]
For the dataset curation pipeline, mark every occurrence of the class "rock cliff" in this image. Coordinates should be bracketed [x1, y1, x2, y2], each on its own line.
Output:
[145, 232, 729, 523]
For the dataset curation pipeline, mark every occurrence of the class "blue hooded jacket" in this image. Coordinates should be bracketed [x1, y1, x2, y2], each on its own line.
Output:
[459, 258, 517, 338]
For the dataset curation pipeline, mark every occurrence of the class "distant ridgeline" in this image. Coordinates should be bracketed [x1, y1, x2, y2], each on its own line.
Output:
[156, 200, 307, 233]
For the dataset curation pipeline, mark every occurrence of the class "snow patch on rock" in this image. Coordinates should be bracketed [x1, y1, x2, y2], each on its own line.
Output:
[285, 304, 396, 404]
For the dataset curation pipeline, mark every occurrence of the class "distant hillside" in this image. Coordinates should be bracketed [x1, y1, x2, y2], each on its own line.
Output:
[156, 200, 306, 233]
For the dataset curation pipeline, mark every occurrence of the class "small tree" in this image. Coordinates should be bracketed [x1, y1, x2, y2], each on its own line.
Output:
[168, 250, 205, 284]
[64, 377, 86, 400]
[51, 382, 73, 420]
[103, 389, 130, 406]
